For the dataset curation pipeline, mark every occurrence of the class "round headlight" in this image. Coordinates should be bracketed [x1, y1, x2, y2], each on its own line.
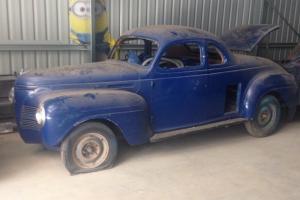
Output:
[36, 107, 46, 126]
[8, 87, 15, 104]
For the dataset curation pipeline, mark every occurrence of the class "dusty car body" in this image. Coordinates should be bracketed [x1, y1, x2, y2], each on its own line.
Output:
[14, 25, 298, 174]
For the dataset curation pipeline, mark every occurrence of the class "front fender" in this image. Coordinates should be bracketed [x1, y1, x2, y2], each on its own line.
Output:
[242, 72, 298, 119]
[39, 89, 152, 148]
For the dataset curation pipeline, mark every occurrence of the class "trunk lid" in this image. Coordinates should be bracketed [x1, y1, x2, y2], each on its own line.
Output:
[221, 24, 279, 52]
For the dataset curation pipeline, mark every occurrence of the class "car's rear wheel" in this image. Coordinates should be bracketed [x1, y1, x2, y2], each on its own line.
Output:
[61, 122, 118, 174]
[245, 95, 281, 137]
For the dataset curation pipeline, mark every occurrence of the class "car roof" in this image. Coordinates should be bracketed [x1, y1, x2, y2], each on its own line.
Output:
[122, 25, 221, 45]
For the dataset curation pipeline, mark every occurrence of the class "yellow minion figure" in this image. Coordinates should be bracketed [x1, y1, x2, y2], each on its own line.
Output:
[69, 0, 115, 58]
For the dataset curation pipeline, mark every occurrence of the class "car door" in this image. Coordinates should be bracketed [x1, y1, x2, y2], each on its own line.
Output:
[149, 40, 209, 133]
[205, 40, 244, 120]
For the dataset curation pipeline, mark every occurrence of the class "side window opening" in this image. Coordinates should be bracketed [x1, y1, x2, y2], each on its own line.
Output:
[159, 42, 202, 69]
[207, 44, 225, 65]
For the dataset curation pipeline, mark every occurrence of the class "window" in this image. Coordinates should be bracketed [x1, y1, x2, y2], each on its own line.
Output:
[207, 44, 225, 65]
[110, 38, 158, 67]
[159, 42, 202, 69]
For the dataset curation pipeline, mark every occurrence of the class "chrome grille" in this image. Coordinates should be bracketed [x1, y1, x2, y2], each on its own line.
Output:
[20, 106, 40, 130]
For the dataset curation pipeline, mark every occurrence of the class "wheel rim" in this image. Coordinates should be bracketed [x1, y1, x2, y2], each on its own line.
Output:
[256, 98, 279, 129]
[257, 106, 273, 126]
[72, 133, 110, 169]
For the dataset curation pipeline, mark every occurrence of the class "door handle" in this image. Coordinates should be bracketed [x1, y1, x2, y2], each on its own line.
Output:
[151, 81, 155, 88]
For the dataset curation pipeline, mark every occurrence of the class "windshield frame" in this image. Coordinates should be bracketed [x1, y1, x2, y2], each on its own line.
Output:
[108, 36, 161, 68]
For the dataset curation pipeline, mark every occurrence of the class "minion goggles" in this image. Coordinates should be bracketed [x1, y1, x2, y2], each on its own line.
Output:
[70, 0, 106, 18]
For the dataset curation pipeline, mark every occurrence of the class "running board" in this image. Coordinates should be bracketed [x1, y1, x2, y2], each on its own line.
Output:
[150, 118, 246, 143]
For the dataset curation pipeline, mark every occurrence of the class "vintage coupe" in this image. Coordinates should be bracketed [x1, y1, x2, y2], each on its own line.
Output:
[14, 25, 299, 174]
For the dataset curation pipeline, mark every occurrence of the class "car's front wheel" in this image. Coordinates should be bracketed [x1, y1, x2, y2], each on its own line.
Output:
[61, 122, 118, 174]
[245, 95, 281, 137]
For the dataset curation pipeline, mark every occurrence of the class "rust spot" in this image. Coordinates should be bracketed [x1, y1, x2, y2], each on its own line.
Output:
[84, 93, 96, 100]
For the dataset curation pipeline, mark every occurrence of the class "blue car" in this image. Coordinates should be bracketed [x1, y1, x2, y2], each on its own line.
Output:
[14, 25, 299, 174]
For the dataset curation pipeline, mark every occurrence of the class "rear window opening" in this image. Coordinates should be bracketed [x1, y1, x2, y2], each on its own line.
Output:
[207, 45, 225, 65]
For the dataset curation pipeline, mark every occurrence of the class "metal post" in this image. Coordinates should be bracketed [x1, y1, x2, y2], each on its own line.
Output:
[90, 0, 96, 62]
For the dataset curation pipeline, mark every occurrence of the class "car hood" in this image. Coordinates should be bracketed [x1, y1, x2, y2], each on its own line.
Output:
[221, 24, 279, 52]
[15, 60, 143, 88]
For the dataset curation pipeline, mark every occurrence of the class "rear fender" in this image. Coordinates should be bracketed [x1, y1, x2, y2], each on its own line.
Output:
[242, 73, 298, 119]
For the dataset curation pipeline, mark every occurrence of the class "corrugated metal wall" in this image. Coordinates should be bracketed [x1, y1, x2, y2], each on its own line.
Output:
[0, 0, 89, 75]
[259, 0, 300, 61]
[107, 0, 264, 39]
[0, 0, 265, 75]
[3, 0, 296, 75]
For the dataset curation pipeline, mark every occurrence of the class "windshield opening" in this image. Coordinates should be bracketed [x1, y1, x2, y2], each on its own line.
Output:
[110, 37, 159, 67]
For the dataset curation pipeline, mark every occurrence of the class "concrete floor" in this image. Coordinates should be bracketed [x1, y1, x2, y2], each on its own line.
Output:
[0, 113, 300, 200]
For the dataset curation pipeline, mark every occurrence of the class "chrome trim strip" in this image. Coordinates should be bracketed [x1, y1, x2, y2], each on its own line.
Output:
[150, 118, 246, 142]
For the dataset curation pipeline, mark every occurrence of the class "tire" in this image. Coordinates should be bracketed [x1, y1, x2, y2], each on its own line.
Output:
[61, 122, 118, 175]
[245, 95, 281, 137]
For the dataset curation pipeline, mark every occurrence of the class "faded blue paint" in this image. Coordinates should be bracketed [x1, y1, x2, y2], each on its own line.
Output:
[14, 25, 298, 149]
[123, 25, 221, 47]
